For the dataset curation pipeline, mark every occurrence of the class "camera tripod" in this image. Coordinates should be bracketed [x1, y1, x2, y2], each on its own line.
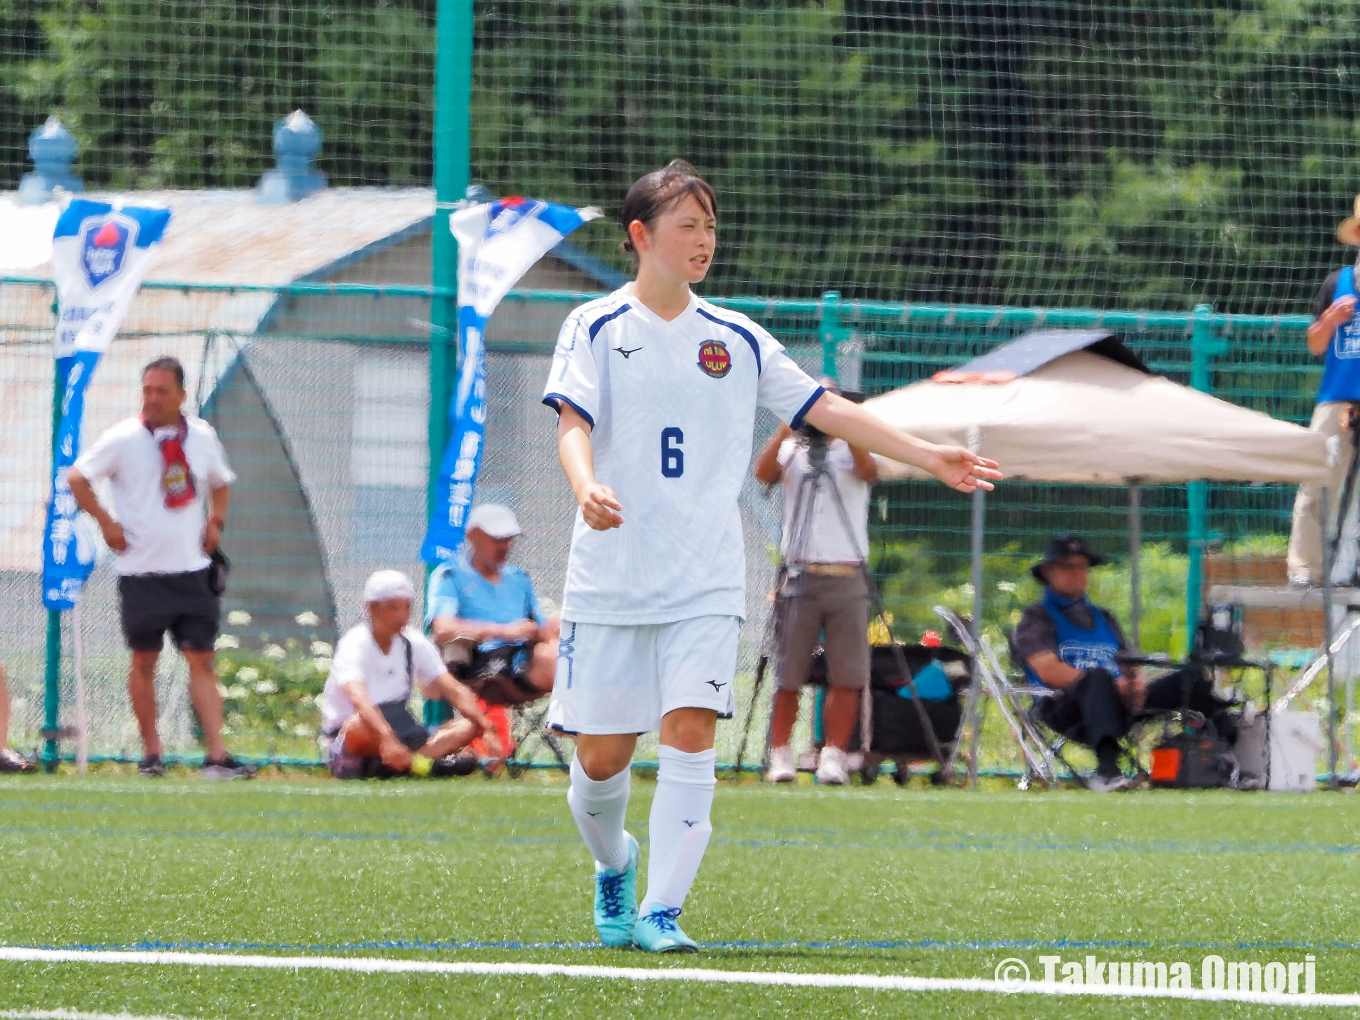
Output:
[1326, 403, 1360, 584]
[734, 431, 950, 779]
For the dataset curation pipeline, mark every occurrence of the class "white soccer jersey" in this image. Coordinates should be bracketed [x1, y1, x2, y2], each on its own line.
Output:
[543, 283, 824, 625]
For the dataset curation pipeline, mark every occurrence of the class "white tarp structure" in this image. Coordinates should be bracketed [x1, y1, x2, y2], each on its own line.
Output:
[865, 348, 1329, 485]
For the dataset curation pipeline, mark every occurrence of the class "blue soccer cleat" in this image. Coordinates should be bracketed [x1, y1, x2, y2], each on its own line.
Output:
[633, 905, 698, 953]
[593, 833, 639, 947]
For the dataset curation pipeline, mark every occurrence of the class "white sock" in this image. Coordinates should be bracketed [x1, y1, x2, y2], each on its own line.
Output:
[567, 752, 631, 872]
[641, 745, 717, 913]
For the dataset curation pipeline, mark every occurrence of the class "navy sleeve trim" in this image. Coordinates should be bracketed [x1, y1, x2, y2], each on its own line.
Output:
[542, 393, 596, 429]
[788, 385, 826, 431]
[696, 307, 762, 373]
[587, 303, 632, 341]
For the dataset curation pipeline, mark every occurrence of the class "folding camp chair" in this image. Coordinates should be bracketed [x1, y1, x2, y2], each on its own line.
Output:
[934, 606, 1070, 788]
[936, 606, 1161, 788]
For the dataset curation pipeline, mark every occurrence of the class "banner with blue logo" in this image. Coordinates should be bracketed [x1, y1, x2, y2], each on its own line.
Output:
[42, 199, 171, 610]
[420, 197, 600, 564]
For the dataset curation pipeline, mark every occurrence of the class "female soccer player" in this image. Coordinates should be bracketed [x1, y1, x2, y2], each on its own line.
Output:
[541, 160, 1000, 953]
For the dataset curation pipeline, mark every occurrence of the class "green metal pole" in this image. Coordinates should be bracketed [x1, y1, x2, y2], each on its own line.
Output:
[1185, 302, 1218, 645]
[43, 330, 62, 771]
[819, 290, 842, 380]
[428, 0, 472, 522]
[424, 0, 472, 730]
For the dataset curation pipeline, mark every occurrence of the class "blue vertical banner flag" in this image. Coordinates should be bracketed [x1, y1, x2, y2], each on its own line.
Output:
[420, 197, 600, 563]
[42, 199, 171, 609]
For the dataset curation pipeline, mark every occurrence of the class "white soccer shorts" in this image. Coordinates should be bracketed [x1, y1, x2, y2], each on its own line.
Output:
[546, 615, 740, 735]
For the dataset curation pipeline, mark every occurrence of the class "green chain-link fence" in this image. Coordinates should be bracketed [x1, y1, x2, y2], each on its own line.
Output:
[5, 1, 1360, 312]
[0, 277, 1316, 769]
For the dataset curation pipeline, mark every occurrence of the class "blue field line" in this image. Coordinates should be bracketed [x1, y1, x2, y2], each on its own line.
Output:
[3, 820, 1359, 858]
[14, 936, 1360, 956]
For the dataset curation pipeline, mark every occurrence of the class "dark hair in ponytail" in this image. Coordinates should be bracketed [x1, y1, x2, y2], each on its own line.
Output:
[619, 159, 717, 260]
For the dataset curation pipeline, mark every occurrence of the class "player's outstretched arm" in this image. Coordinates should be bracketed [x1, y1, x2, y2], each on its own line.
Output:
[556, 404, 624, 529]
[802, 391, 1002, 494]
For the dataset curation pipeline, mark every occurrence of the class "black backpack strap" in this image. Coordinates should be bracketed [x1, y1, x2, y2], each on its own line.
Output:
[402, 634, 414, 698]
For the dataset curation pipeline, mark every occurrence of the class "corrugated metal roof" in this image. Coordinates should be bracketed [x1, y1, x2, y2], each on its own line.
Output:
[14, 186, 436, 288]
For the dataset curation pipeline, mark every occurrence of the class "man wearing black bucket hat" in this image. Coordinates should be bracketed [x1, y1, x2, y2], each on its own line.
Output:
[1011, 535, 1236, 792]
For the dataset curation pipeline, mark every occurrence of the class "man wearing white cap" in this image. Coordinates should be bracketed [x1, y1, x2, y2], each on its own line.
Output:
[426, 504, 559, 708]
[320, 569, 495, 779]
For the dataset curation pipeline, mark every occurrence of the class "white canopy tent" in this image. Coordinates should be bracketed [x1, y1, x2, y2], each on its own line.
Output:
[862, 330, 1332, 782]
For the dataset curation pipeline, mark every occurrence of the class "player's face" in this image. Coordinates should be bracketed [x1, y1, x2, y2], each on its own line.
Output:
[367, 597, 412, 635]
[141, 368, 186, 427]
[468, 527, 514, 570]
[635, 193, 716, 285]
[1043, 557, 1091, 599]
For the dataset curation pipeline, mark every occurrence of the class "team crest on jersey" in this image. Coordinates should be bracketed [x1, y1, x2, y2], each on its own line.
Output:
[697, 340, 732, 378]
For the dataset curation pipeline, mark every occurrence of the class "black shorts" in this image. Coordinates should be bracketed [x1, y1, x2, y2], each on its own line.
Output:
[118, 568, 220, 652]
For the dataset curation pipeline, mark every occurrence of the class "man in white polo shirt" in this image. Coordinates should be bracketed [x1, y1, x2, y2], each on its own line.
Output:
[753, 383, 877, 785]
[320, 570, 496, 779]
[68, 356, 250, 778]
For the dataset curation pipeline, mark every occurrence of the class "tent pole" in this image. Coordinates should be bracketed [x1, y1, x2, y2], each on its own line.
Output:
[1129, 482, 1141, 649]
[968, 486, 985, 789]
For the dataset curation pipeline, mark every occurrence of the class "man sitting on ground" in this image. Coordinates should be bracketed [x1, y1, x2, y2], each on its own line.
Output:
[1011, 535, 1237, 792]
[0, 661, 35, 774]
[321, 570, 497, 779]
[426, 504, 558, 762]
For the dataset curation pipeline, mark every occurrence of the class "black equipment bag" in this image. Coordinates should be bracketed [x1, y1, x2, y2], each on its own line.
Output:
[810, 643, 971, 756]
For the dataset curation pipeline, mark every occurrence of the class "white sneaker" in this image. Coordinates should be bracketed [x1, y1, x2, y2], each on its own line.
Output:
[816, 746, 849, 785]
[766, 745, 796, 783]
[1087, 774, 1133, 793]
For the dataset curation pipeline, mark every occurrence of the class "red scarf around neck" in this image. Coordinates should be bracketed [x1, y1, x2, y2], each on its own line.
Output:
[142, 414, 197, 509]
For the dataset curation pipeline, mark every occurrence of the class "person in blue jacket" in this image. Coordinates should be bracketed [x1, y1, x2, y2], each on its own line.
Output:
[1287, 198, 1360, 587]
[1011, 535, 1236, 792]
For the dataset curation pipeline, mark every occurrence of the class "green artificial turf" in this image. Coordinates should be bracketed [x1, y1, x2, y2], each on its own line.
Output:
[1, 774, 1357, 1018]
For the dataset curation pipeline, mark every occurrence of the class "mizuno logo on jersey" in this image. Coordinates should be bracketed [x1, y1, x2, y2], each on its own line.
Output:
[697, 340, 732, 378]
[705, 679, 727, 691]
[614, 346, 642, 359]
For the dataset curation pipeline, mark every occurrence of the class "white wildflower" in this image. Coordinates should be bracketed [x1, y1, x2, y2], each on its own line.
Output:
[313, 656, 333, 673]
[225, 685, 249, 700]
[235, 667, 260, 684]
[214, 634, 240, 650]
[295, 611, 320, 627]
[226, 610, 252, 626]
[216, 683, 229, 698]
[310, 640, 333, 657]
[263, 644, 287, 660]
[254, 680, 279, 695]
[996, 581, 1017, 593]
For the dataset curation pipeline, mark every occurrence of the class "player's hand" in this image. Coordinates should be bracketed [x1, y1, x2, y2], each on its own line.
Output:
[380, 735, 413, 773]
[1115, 675, 1148, 714]
[502, 619, 540, 644]
[479, 726, 503, 761]
[926, 446, 1003, 494]
[101, 519, 129, 553]
[202, 520, 222, 554]
[578, 482, 624, 530]
[1325, 296, 1358, 327]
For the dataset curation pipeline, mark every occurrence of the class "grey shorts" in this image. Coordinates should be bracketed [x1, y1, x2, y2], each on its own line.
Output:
[775, 570, 871, 691]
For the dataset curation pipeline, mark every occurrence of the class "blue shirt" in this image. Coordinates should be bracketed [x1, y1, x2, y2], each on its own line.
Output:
[424, 556, 545, 652]
[1317, 265, 1360, 404]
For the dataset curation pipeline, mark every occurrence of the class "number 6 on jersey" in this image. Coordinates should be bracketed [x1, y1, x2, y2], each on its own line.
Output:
[661, 427, 684, 478]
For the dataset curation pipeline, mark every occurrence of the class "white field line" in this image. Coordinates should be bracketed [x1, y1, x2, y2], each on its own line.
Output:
[0, 948, 1357, 1008]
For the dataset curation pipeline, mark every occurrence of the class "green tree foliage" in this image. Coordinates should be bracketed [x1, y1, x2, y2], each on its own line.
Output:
[5, 0, 1360, 313]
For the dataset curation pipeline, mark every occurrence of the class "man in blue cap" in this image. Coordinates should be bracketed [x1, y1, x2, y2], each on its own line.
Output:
[1011, 535, 1236, 791]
